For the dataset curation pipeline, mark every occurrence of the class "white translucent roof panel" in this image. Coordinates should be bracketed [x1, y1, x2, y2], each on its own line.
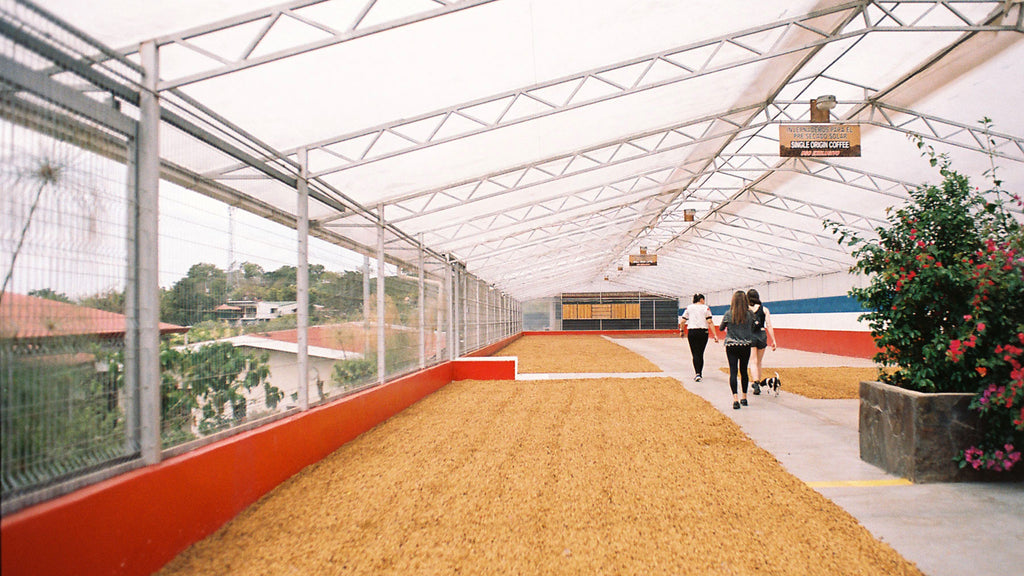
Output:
[28, 0, 1024, 301]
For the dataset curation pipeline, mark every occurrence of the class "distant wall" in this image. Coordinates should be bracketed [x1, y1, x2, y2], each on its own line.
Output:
[707, 270, 869, 306]
[701, 271, 876, 359]
[706, 293, 876, 359]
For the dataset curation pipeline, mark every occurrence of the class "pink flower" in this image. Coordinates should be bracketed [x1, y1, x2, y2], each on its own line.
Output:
[977, 323, 986, 332]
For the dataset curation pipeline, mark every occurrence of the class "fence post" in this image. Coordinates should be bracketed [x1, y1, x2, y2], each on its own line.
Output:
[418, 235, 425, 369]
[137, 40, 161, 465]
[447, 259, 455, 361]
[376, 205, 386, 382]
[296, 148, 309, 410]
[363, 254, 371, 360]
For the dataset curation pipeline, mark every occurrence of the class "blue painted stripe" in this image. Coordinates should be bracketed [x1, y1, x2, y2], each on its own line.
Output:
[704, 295, 866, 316]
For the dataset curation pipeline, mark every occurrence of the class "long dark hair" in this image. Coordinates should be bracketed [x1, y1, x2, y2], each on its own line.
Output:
[729, 290, 748, 324]
[692, 293, 705, 304]
[747, 288, 761, 306]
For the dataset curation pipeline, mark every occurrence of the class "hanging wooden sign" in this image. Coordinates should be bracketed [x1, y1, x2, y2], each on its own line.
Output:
[628, 253, 657, 266]
[779, 124, 861, 157]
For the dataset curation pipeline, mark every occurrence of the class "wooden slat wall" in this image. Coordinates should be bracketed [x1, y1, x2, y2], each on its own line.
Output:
[565, 303, 641, 320]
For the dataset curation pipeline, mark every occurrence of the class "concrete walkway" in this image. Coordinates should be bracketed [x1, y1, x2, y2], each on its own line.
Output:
[534, 337, 1024, 576]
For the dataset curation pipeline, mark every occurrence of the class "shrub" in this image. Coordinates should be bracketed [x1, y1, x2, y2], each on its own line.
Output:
[331, 356, 377, 390]
[829, 127, 1023, 471]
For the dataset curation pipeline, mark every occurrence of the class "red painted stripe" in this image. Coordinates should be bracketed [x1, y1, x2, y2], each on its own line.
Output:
[453, 358, 517, 380]
[1, 362, 453, 576]
[773, 328, 878, 359]
[523, 330, 678, 337]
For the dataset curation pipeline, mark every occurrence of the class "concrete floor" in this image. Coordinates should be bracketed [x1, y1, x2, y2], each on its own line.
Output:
[533, 337, 1024, 576]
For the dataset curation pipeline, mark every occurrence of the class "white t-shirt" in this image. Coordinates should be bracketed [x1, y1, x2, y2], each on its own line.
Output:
[681, 302, 712, 330]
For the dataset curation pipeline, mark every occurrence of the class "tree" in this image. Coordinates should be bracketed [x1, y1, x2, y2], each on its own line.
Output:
[229, 261, 267, 301]
[829, 133, 1023, 472]
[162, 263, 228, 326]
[829, 137, 1021, 393]
[1, 338, 125, 486]
[264, 265, 297, 301]
[310, 269, 365, 319]
[27, 288, 71, 303]
[78, 289, 125, 313]
[160, 341, 282, 437]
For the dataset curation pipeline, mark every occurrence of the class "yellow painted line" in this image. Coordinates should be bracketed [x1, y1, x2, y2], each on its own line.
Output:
[806, 478, 913, 488]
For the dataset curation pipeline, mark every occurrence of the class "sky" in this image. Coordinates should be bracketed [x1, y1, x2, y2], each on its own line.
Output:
[2, 120, 375, 299]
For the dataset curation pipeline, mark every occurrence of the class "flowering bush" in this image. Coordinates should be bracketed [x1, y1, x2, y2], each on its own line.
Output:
[829, 129, 1023, 472]
[948, 238, 1024, 471]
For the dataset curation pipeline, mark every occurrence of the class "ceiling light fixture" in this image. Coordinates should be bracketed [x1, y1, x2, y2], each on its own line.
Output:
[815, 94, 837, 110]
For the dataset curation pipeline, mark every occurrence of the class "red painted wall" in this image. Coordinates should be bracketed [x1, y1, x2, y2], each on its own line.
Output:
[773, 328, 878, 359]
[523, 330, 678, 337]
[452, 357, 517, 380]
[1, 362, 454, 576]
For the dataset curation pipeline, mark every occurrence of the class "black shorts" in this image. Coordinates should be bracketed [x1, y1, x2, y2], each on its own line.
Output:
[752, 332, 768, 349]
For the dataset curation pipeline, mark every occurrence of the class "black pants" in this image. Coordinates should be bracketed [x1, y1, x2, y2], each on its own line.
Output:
[687, 329, 709, 376]
[726, 344, 751, 395]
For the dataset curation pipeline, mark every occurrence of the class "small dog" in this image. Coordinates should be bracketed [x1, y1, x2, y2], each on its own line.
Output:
[761, 372, 781, 396]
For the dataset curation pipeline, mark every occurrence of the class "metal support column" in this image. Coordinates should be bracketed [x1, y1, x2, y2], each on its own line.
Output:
[418, 235, 425, 369]
[123, 119, 139, 456]
[296, 148, 310, 410]
[363, 254, 370, 362]
[137, 41, 161, 465]
[447, 260, 455, 360]
[462, 275, 469, 352]
[436, 281, 444, 362]
[453, 265, 461, 358]
[376, 205, 386, 382]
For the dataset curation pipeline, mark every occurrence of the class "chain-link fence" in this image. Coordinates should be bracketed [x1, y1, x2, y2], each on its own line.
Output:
[0, 2, 520, 514]
[1, 58, 138, 500]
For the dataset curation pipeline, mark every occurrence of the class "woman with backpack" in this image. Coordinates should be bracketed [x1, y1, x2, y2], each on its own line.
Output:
[747, 288, 777, 395]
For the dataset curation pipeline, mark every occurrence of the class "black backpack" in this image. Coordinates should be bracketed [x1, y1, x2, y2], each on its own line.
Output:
[752, 306, 766, 331]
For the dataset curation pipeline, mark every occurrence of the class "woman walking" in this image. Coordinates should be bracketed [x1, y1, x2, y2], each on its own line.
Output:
[679, 293, 718, 382]
[719, 290, 754, 409]
[747, 289, 777, 395]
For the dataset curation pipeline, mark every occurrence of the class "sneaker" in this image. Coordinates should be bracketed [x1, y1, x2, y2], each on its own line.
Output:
[751, 380, 761, 395]
[733, 401, 741, 410]
[740, 398, 748, 406]
[694, 374, 702, 382]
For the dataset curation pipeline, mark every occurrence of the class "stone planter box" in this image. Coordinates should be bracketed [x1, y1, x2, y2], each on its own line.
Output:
[859, 380, 981, 483]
